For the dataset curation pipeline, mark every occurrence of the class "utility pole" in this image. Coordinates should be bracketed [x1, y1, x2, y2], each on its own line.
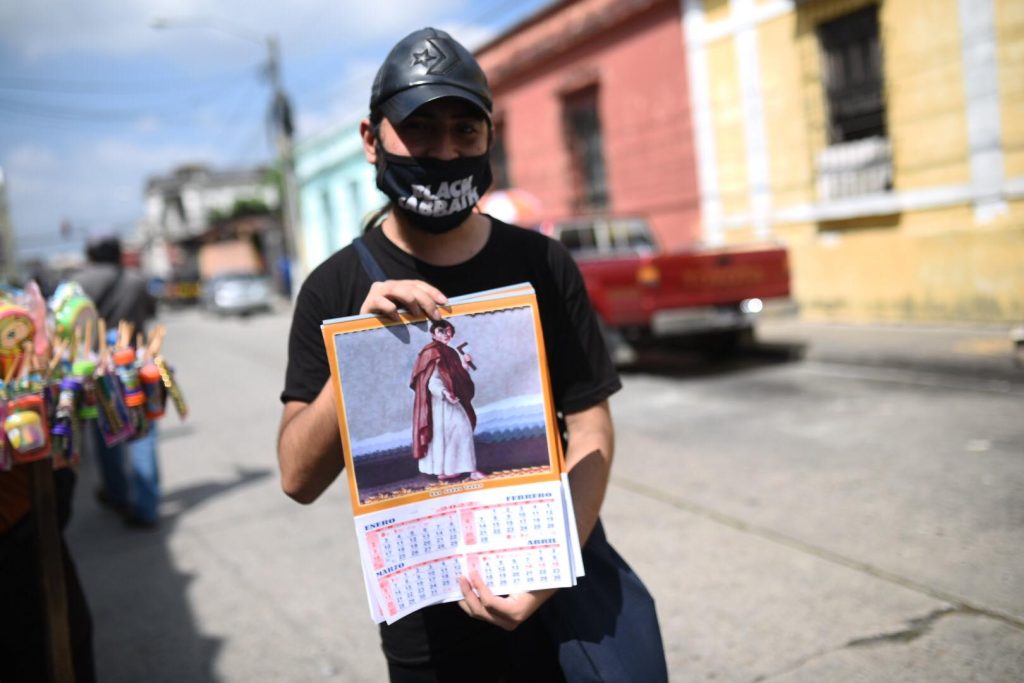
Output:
[0, 167, 16, 283]
[265, 36, 301, 298]
[151, 18, 301, 297]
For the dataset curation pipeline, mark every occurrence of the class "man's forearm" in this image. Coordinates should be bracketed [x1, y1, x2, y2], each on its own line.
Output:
[563, 401, 614, 545]
[277, 381, 344, 504]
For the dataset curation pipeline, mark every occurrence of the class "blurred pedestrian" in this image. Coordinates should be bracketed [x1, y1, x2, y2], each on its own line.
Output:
[0, 463, 96, 681]
[76, 234, 161, 528]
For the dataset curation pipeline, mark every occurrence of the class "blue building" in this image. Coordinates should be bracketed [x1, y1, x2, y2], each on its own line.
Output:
[295, 119, 386, 273]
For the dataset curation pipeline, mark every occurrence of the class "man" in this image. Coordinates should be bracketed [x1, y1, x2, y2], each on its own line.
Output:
[410, 319, 483, 482]
[278, 27, 666, 681]
[76, 234, 160, 528]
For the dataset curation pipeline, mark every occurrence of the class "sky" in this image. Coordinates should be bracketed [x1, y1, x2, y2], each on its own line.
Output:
[0, 0, 552, 262]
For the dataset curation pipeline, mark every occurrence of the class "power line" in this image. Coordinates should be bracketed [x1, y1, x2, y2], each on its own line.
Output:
[0, 77, 258, 128]
[0, 66, 261, 94]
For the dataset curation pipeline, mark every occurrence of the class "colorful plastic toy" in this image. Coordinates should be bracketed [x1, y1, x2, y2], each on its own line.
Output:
[5, 394, 51, 464]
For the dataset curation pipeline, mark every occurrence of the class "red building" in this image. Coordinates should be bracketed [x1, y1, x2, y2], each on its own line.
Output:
[476, 0, 699, 250]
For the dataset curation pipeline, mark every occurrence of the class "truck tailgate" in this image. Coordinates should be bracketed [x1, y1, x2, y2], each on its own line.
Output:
[579, 245, 790, 327]
[654, 246, 790, 309]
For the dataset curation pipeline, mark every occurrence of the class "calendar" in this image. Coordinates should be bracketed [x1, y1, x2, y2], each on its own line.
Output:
[323, 284, 585, 624]
[357, 477, 582, 623]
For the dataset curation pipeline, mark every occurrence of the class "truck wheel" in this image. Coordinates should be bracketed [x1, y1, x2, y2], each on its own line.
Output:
[700, 327, 754, 359]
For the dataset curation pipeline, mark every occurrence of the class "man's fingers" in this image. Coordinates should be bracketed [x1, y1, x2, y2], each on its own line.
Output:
[410, 282, 449, 321]
[412, 281, 448, 307]
[360, 292, 399, 320]
[458, 576, 483, 615]
[360, 280, 448, 321]
[460, 575, 515, 630]
[468, 570, 498, 606]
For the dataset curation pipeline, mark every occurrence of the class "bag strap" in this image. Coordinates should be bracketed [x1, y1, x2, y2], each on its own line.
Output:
[352, 237, 388, 283]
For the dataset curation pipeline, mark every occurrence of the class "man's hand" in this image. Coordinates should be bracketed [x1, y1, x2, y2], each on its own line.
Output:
[457, 571, 555, 631]
[360, 279, 447, 321]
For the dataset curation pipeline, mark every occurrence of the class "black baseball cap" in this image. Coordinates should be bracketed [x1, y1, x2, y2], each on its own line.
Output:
[369, 27, 492, 123]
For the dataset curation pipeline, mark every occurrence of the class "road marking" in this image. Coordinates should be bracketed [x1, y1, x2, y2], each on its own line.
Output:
[611, 475, 1024, 632]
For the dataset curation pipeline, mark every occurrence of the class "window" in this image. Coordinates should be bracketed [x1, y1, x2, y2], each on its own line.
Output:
[609, 218, 655, 252]
[320, 188, 334, 225]
[562, 86, 609, 210]
[815, 5, 892, 199]
[346, 179, 367, 244]
[818, 5, 886, 143]
[347, 180, 362, 221]
[491, 119, 510, 190]
[321, 187, 340, 252]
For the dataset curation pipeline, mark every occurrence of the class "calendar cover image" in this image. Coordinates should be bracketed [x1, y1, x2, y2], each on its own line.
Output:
[322, 284, 565, 515]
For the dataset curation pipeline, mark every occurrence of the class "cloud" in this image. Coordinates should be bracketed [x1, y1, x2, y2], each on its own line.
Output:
[0, 0, 465, 62]
[2, 138, 221, 247]
[0, 0, 543, 262]
[6, 145, 60, 173]
[134, 115, 162, 134]
[434, 21, 500, 51]
[296, 58, 379, 139]
[294, 19, 500, 141]
[0, 0, 204, 61]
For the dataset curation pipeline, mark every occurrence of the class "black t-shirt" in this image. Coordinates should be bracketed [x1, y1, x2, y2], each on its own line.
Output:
[280, 217, 621, 666]
[282, 218, 620, 413]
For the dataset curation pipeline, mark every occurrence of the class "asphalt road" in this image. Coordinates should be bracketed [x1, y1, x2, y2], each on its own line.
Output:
[66, 307, 1024, 682]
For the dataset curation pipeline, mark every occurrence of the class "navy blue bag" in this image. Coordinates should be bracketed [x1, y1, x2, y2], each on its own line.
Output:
[540, 520, 669, 683]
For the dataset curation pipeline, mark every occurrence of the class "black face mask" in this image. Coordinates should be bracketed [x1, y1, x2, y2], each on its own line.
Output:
[375, 151, 493, 234]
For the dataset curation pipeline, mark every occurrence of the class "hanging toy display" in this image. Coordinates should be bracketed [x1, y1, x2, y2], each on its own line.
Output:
[144, 324, 187, 419]
[112, 322, 147, 437]
[51, 281, 99, 346]
[139, 326, 167, 420]
[93, 319, 135, 446]
[50, 375, 81, 469]
[0, 395, 9, 471]
[3, 343, 52, 466]
[73, 319, 99, 423]
[0, 278, 187, 477]
[0, 301, 36, 380]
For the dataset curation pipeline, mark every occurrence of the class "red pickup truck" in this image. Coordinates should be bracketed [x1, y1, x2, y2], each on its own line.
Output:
[548, 216, 794, 359]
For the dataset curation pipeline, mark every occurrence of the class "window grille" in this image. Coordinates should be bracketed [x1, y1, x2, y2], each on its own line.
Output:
[562, 86, 610, 210]
[490, 120, 511, 190]
[816, 5, 892, 199]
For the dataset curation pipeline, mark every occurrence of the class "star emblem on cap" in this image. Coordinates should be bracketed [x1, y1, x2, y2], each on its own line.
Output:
[412, 48, 438, 67]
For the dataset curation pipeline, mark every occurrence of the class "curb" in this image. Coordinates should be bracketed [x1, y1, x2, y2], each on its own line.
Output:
[755, 319, 1024, 386]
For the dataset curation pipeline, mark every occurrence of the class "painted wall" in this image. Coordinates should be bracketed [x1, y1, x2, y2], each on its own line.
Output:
[690, 0, 1024, 323]
[997, 0, 1024, 179]
[477, 0, 701, 250]
[295, 121, 386, 273]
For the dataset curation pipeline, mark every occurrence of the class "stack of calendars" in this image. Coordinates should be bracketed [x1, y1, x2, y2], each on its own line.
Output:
[322, 283, 585, 624]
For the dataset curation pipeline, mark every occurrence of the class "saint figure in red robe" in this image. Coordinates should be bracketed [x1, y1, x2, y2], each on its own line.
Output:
[409, 320, 484, 481]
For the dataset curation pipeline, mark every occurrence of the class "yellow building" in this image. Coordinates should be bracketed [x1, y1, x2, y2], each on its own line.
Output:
[683, 0, 1023, 322]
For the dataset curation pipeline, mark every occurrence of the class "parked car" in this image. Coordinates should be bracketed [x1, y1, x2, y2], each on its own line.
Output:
[153, 272, 202, 308]
[549, 215, 795, 359]
[201, 273, 274, 316]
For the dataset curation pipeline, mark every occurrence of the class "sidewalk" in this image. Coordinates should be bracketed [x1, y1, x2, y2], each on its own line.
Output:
[63, 309, 1024, 682]
[755, 317, 1024, 384]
